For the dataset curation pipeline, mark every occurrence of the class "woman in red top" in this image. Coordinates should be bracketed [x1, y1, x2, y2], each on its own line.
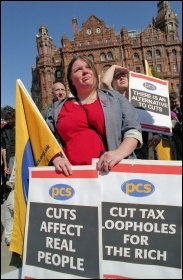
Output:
[48, 56, 142, 176]
[57, 97, 106, 165]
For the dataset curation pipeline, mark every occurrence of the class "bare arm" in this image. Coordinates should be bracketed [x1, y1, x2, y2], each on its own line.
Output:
[2, 148, 6, 165]
[2, 148, 9, 173]
[101, 65, 119, 89]
[101, 65, 127, 89]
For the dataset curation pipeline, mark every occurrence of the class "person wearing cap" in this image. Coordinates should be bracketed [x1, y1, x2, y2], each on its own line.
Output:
[101, 65, 161, 159]
[102, 65, 129, 97]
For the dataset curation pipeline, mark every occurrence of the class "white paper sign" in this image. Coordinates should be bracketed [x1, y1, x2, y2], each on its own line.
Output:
[21, 165, 102, 279]
[21, 160, 182, 279]
[101, 159, 182, 279]
[129, 72, 172, 135]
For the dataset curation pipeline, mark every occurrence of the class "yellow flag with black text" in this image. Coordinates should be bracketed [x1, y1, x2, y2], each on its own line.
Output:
[10, 79, 63, 256]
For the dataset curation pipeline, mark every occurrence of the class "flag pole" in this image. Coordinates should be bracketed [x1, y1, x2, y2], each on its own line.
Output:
[144, 60, 155, 160]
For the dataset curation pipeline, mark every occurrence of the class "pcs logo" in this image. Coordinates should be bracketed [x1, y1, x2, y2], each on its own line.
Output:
[121, 179, 155, 197]
[49, 184, 75, 200]
[143, 82, 156, 91]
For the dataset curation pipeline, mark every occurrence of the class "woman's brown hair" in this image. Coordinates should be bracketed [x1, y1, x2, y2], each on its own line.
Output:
[67, 55, 99, 98]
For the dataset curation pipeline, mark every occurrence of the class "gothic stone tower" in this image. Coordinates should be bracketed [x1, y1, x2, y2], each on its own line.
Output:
[31, 25, 65, 111]
[31, 1, 182, 111]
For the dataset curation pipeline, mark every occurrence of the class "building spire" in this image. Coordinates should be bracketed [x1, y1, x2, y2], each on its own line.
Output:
[72, 16, 78, 36]
[154, 1, 179, 35]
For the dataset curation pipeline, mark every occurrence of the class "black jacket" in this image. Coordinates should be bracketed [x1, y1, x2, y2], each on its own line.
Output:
[1, 123, 15, 165]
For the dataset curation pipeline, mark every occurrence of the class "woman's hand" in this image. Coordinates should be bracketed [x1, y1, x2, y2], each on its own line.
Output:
[97, 138, 138, 172]
[52, 155, 72, 176]
[96, 150, 122, 172]
[147, 134, 161, 148]
[4, 166, 10, 174]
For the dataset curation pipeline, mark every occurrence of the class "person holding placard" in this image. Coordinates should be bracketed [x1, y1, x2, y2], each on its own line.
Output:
[46, 56, 142, 175]
[101, 65, 161, 159]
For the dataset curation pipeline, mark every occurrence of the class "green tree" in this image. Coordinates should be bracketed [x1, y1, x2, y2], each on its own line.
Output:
[151, 66, 159, 78]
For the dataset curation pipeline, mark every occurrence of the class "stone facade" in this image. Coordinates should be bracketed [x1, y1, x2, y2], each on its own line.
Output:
[31, 1, 182, 111]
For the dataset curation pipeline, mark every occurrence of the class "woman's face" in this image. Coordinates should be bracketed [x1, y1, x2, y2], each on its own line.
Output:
[70, 59, 97, 91]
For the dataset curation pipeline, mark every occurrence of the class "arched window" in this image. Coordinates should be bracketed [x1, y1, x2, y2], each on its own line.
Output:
[56, 70, 61, 78]
[173, 64, 178, 72]
[88, 54, 94, 62]
[47, 71, 51, 81]
[133, 52, 139, 61]
[135, 67, 141, 73]
[100, 53, 106, 61]
[172, 49, 176, 57]
[107, 52, 113, 60]
[168, 22, 173, 31]
[146, 51, 152, 59]
[155, 50, 161, 58]
[43, 44, 48, 54]
[157, 64, 162, 72]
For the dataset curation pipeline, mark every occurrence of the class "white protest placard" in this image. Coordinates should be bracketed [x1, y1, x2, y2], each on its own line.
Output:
[21, 160, 182, 279]
[21, 165, 102, 279]
[129, 72, 172, 135]
[101, 159, 182, 279]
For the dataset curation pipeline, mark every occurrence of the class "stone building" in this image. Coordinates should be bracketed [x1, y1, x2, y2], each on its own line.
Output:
[31, 1, 182, 111]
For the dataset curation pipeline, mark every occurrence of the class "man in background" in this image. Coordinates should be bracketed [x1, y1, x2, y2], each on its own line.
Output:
[169, 91, 181, 123]
[41, 82, 67, 120]
[169, 91, 182, 160]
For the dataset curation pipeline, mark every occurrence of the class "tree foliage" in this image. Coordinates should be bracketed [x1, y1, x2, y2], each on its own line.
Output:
[151, 66, 159, 78]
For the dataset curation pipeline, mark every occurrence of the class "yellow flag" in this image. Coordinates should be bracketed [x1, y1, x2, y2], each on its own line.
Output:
[10, 79, 63, 256]
[144, 60, 154, 158]
[144, 59, 153, 76]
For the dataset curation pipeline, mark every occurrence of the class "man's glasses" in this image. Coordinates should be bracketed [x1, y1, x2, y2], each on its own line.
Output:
[113, 73, 128, 80]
